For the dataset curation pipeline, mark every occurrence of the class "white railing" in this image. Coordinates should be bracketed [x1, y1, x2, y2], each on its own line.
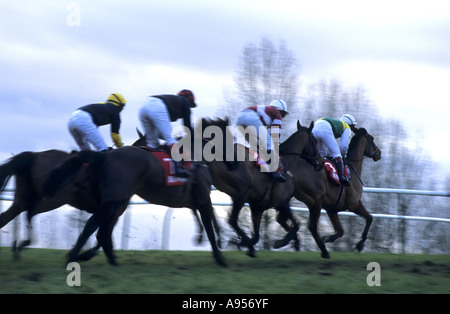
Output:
[1, 187, 449, 251]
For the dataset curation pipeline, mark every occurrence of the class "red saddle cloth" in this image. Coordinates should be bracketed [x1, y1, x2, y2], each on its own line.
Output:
[149, 150, 191, 187]
[324, 160, 350, 185]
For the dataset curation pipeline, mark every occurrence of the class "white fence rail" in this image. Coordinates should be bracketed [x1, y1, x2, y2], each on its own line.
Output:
[1, 186, 449, 251]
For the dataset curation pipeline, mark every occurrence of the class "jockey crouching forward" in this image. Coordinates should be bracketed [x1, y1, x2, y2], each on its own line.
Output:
[68, 93, 126, 151]
[236, 99, 289, 182]
[138, 89, 197, 178]
[312, 114, 357, 186]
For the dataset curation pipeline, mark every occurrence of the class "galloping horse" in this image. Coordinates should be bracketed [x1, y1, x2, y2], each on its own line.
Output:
[0, 150, 98, 252]
[288, 127, 381, 258]
[0, 135, 217, 258]
[42, 145, 225, 266]
[200, 118, 323, 256]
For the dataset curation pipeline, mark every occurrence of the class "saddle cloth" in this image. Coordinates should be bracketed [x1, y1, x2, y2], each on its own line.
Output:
[324, 160, 350, 185]
[144, 148, 191, 186]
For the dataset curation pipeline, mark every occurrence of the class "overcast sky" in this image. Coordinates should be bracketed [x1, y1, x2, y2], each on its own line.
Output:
[1, 0, 450, 178]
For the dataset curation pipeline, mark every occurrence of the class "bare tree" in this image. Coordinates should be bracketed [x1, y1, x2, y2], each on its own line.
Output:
[220, 37, 300, 128]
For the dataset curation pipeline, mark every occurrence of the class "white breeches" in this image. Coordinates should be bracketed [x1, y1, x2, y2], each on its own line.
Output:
[139, 97, 176, 148]
[235, 109, 274, 151]
[312, 119, 342, 158]
[68, 110, 108, 151]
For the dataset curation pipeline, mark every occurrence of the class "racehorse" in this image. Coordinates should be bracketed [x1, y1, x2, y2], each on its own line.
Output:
[200, 118, 323, 256]
[0, 150, 98, 253]
[0, 135, 215, 259]
[288, 126, 381, 258]
[42, 144, 225, 266]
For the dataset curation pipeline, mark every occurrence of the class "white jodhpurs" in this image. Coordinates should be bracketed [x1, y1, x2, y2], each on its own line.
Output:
[68, 110, 108, 151]
[311, 119, 341, 158]
[139, 97, 176, 148]
[235, 109, 274, 152]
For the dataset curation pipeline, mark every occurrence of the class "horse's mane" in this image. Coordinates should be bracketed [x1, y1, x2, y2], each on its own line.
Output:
[348, 127, 369, 153]
[197, 117, 230, 130]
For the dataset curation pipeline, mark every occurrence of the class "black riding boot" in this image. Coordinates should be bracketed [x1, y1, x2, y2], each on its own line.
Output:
[174, 160, 190, 178]
[270, 157, 287, 182]
[271, 169, 287, 182]
[335, 157, 349, 186]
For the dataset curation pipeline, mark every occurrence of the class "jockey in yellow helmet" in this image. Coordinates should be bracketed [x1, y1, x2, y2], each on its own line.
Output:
[68, 93, 126, 151]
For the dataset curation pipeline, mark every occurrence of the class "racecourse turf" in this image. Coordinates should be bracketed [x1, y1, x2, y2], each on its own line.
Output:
[0, 247, 448, 294]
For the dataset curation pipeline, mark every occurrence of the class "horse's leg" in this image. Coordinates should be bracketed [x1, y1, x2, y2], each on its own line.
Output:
[228, 198, 252, 247]
[0, 202, 24, 229]
[307, 202, 330, 259]
[273, 205, 300, 249]
[351, 201, 373, 252]
[247, 206, 264, 257]
[190, 208, 204, 245]
[322, 211, 344, 244]
[97, 200, 129, 265]
[67, 201, 114, 264]
[76, 242, 101, 261]
[211, 208, 222, 249]
[198, 201, 225, 266]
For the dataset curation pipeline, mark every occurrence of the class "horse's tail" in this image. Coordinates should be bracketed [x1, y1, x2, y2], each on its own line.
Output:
[0, 151, 36, 191]
[42, 150, 100, 198]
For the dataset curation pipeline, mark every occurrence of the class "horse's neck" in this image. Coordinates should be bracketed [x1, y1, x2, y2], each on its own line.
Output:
[280, 132, 305, 155]
[347, 139, 365, 175]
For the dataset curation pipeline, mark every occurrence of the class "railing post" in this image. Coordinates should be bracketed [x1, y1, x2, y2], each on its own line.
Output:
[161, 207, 174, 250]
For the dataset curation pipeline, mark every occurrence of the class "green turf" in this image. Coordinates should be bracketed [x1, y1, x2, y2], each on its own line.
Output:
[0, 247, 449, 294]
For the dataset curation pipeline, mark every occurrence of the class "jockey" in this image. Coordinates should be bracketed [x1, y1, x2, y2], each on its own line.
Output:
[312, 114, 357, 186]
[138, 89, 197, 178]
[236, 99, 289, 182]
[68, 93, 126, 151]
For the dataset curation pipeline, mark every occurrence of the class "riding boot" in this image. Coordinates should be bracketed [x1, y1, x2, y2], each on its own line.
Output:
[271, 169, 287, 182]
[270, 157, 287, 182]
[335, 157, 350, 186]
[174, 160, 191, 178]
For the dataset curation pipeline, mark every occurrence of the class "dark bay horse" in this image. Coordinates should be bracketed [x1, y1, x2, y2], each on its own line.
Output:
[0, 150, 98, 251]
[288, 127, 381, 258]
[42, 145, 225, 266]
[200, 118, 323, 256]
[0, 135, 214, 258]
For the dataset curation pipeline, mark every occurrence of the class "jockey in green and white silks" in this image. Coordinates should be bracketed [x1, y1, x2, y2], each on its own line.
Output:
[312, 114, 357, 186]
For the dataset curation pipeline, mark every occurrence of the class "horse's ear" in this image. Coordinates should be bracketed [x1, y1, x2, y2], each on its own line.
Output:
[136, 128, 144, 138]
[308, 121, 314, 132]
[297, 120, 302, 130]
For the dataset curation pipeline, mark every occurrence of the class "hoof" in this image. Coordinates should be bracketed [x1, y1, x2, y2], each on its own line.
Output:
[246, 247, 256, 258]
[321, 251, 330, 259]
[355, 241, 365, 252]
[77, 249, 99, 261]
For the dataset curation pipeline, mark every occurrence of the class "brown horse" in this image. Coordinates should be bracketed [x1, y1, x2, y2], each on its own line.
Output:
[200, 118, 323, 256]
[288, 126, 381, 258]
[0, 150, 98, 252]
[42, 144, 225, 266]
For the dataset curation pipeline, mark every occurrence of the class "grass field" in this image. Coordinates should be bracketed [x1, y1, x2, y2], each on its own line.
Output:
[0, 247, 449, 294]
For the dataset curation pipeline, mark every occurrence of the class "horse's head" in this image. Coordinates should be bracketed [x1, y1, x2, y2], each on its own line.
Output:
[280, 120, 324, 171]
[349, 127, 381, 162]
[199, 117, 237, 169]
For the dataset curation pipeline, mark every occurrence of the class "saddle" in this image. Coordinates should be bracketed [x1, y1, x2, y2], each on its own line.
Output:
[324, 158, 351, 185]
[139, 146, 191, 186]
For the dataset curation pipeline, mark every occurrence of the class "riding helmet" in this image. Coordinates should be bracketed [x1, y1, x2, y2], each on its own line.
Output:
[177, 89, 197, 108]
[107, 93, 127, 108]
[340, 114, 357, 126]
[269, 99, 288, 116]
